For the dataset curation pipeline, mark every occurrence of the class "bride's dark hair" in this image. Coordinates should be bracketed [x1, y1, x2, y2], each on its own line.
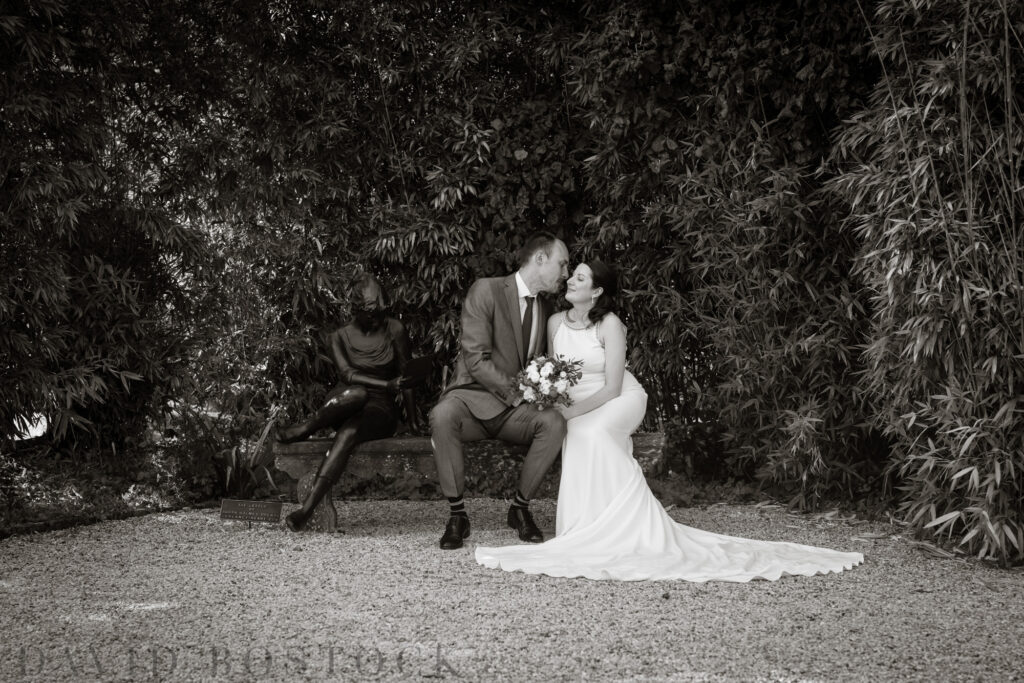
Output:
[586, 259, 618, 325]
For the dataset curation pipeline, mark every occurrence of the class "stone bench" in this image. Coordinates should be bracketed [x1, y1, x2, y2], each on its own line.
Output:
[274, 432, 665, 501]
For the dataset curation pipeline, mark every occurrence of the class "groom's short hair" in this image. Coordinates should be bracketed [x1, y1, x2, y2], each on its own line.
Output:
[517, 231, 560, 267]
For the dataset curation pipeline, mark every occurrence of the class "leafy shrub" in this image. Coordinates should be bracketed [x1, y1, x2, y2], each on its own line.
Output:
[0, 2, 225, 456]
[662, 417, 730, 481]
[560, 0, 883, 505]
[153, 401, 280, 501]
[0, 451, 48, 525]
[831, 0, 1024, 564]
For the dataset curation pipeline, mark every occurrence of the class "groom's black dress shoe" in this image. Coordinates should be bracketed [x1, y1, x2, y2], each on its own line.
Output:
[507, 507, 544, 543]
[439, 515, 470, 549]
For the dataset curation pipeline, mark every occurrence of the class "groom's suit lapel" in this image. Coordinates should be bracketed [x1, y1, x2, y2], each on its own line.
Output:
[501, 274, 525, 368]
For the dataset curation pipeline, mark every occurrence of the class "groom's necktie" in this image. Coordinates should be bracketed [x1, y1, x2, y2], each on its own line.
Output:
[522, 295, 535, 364]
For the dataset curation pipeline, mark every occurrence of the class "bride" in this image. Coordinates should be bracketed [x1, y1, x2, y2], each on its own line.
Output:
[475, 260, 863, 581]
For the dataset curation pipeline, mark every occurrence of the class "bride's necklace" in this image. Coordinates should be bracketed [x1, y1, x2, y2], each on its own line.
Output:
[564, 308, 593, 329]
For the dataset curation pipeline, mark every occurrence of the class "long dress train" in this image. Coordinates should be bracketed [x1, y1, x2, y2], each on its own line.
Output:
[474, 316, 864, 582]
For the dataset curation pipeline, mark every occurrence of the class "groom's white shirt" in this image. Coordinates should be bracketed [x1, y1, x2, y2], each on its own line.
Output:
[515, 271, 540, 358]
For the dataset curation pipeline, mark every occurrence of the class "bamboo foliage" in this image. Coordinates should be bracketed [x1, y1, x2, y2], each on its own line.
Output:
[562, 0, 882, 499]
[832, 0, 1024, 563]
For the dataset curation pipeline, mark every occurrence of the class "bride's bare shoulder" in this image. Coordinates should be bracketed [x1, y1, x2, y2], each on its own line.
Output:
[597, 312, 627, 340]
[600, 311, 625, 328]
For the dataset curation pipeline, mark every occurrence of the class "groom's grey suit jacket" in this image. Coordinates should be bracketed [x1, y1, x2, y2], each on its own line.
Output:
[442, 274, 554, 420]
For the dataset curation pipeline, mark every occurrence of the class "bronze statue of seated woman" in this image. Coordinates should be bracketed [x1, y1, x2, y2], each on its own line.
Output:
[277, 273, 424, 532]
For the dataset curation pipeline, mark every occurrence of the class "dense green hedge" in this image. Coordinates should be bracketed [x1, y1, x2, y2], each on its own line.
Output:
[830, 0, 1024, 562]
[2, 0, 1022, 563]
[1, 0, 219, 449]
[561, 1, 884, 509]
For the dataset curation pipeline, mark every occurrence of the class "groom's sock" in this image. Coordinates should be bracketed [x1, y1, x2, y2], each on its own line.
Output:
[448, 496, 467, 518]
[510, 490, 530, 510]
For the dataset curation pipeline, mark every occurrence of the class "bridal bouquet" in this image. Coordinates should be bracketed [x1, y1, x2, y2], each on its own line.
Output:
[512, 355, 583, 410]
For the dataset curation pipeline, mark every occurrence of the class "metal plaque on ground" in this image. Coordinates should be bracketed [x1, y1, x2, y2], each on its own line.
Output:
[219, 499, 282, 523]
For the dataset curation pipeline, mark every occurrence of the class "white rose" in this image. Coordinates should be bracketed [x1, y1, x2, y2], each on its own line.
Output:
[554, 379, 568, 393]
[527, 366, 541, 382]
[523, 387, 536, 401]
[559, 371, 567, 379]
[539, 379, 551, 394]
[541, 362, 554, 377]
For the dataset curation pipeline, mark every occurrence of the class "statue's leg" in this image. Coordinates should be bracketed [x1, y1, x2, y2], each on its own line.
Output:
[286, 417, 360, 532]
[277, 386, 367, 443]
[285, 388, 370, 532]
[285, 389, 399, 532]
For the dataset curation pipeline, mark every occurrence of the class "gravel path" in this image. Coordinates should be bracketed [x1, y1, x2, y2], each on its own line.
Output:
[1, 499, 1021, 682]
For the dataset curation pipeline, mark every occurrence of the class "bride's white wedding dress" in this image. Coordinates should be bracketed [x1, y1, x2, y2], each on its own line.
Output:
[475, 315, 864, 581]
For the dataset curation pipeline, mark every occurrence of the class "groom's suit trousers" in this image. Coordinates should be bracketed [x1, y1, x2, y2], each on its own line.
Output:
[430, 397, 565, 498]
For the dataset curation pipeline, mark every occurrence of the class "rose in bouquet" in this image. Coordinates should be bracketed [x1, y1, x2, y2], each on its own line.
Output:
[512, 354, 583, 410]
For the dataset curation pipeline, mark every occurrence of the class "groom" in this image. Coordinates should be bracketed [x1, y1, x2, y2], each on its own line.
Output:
[429, 232, 570, 549]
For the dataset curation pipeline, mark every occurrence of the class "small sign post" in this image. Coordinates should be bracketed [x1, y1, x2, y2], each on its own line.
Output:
[220, 499, 283, 527]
